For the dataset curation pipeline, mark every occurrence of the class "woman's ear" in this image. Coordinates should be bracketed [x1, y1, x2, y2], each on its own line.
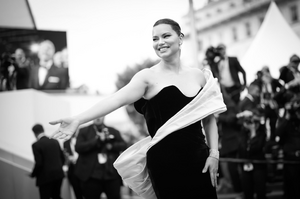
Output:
[179, 37, 183, 46]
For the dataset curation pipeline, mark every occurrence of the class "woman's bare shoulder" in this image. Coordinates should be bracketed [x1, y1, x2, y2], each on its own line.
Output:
[187, 67, 206, 86]
[133, 67, 154, 79]
[186, 67, 204, 77]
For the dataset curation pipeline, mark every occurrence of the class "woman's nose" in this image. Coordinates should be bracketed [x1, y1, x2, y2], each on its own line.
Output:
[158, 38, 165, 45]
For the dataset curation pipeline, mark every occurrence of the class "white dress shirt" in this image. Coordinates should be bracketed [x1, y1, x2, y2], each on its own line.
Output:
[218, 57, 234, 87]
[38, 60, 53, 86]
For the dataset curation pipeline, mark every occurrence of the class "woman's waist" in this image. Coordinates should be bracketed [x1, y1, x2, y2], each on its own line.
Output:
[152, 128, 207, 149]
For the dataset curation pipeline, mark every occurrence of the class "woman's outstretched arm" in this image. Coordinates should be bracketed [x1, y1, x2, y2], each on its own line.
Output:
[50, 69, 149, 140]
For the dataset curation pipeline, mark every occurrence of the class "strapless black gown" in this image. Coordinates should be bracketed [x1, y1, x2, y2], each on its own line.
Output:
[134, 85, 218, 199]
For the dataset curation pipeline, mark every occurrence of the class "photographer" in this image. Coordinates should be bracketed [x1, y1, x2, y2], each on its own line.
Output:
[0, 52, 17, 91]
[203, 46, 220, 79]
[275, 95, 300, 199]
[204, 44, 247, 105]
[75, 116, 127, 199]
[237, 111, 267, 199]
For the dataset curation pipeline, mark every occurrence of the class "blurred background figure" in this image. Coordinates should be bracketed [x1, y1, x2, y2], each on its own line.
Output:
[14, 48, 31, 90]
[238, 83, 261, 113]
[203, 46, 219, 73]
[260, 66, 283, 139]
[237, 111, 267, 199]
[29, 124, 65, 199]
[53, 51, 63, 68]
[61, 47, 69, 68]
[29, 40, 69, 90]
[209, 43, 247, 105]
[275, 94, 300, 199]
[275, 54, 300, 118]
[63, 131, 83, 199]
[279, 54, 300, 90]
[217, 92, 242, 196]
[0, 52, 17, 91]
[61, 48, 70, 88]
[75, 116, 127, 199]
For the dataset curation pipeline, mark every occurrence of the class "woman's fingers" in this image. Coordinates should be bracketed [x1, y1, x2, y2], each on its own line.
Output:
[49, 119, 62, 125]
[202, 162, 208, 173]
[202, 158, 219, 187]
[52, 130, 72, 140]
[210, 171, 219, 187]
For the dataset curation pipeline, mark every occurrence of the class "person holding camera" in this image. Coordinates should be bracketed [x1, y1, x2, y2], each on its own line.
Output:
[237, 111, 267, 199]
[275, 95, 300, 199]
[213, 44, 247, 105]
[74, 116, 127, 199]
[63, 131, 83, 199]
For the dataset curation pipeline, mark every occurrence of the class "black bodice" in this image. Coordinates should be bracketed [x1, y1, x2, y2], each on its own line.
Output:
[134, 85, 204, 139]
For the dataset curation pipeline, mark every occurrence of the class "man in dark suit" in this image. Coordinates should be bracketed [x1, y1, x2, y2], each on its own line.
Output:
[279, 54, 300, 86]
[14, 48, 31, 90]
[63, 132, 83, 199]
[278, 54, 300, 98]
[75, 117, 127, 199]
[29, 40, 69, 90]
[273, 54, 300, 113]
[238, 82, 261, 113]
[30, 124, 65, 199]
[213, 44, 247, 105]
[218, 92, 242, 194]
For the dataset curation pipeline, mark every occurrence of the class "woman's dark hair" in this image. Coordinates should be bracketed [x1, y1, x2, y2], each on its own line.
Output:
[153, 18, 184, 37]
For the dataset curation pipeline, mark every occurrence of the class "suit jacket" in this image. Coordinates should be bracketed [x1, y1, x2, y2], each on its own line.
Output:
[75, 124, 127, 182]
[218, 102, 241, 155]
[29, 64, 69, 90]
[279, 66, 298, 84]
[15, 65, 30, 89]
[238, 124, 266, 161]
[31, 136, 65, 186]
[269, 78, 283, 94]
[211, 56, 247, 87]
[64, 139, 72, 156]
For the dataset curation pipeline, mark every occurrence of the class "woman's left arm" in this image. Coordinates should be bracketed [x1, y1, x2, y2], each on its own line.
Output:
[202, 114, 219, 188]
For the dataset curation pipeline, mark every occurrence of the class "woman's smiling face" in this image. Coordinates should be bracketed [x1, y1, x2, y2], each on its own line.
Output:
[152, 24, 181, 59]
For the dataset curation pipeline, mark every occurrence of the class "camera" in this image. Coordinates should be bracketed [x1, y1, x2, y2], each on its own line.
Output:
[205, 46, 222, 62]
[99, 127, 115, 143]
[237, 109, 262, 126]
[243, 115, 261, 125]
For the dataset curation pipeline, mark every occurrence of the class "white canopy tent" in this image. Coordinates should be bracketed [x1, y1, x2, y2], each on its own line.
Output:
[241, 1, 300, 84]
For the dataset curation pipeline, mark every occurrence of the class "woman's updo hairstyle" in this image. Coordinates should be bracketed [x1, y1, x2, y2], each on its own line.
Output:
[153, 18, 184, 38]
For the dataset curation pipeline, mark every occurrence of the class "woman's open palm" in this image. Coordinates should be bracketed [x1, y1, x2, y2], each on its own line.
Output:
[49, 118, 80, 140]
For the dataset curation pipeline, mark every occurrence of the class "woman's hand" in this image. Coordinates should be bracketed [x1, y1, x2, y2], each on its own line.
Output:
[49, 117, 80, 140]
[202, 156, 219, 188]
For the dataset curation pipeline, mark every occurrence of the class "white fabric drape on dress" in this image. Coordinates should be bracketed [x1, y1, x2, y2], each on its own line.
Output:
[113, 69, 227, 199]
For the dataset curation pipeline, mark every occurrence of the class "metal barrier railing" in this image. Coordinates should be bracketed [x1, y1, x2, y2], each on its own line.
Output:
[220, 157, 300, 164]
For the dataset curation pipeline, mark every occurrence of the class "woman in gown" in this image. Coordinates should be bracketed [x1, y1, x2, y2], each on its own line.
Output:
[51, 18, 223, 199]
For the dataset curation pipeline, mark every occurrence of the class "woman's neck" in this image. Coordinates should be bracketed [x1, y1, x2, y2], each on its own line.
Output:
[160, 56, 182, 74]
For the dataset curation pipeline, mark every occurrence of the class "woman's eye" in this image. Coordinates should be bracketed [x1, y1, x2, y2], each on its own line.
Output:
[164, 35, 170, 38]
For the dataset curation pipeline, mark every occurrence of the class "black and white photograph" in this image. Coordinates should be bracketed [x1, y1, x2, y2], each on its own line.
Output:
[1, 0, 300, 199]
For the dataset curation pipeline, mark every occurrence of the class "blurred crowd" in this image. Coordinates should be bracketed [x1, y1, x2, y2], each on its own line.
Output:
[0, 39, 69, 92]
[204, 44, 300, 199]
[30, 117, 128, 199]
